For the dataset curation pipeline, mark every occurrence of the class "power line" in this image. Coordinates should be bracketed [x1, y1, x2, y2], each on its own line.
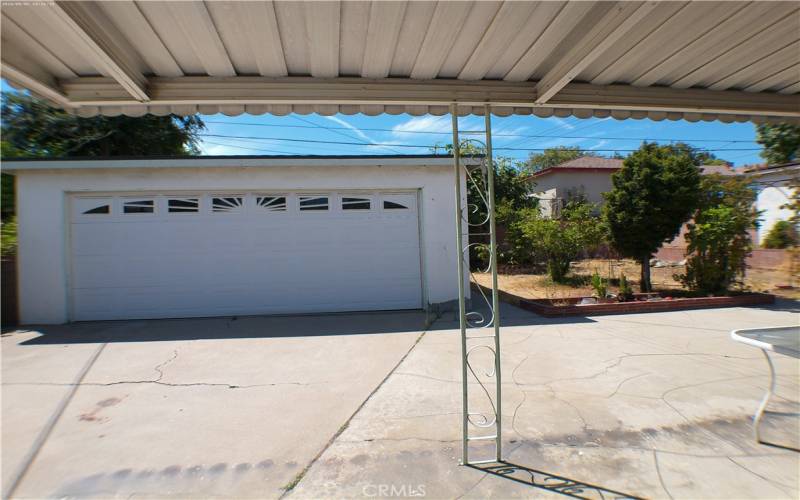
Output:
[202, 120, 757, 143]
[200, 133, 762, 153]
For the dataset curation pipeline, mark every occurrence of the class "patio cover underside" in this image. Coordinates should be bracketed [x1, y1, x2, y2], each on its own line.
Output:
[1, 1, 799, 123]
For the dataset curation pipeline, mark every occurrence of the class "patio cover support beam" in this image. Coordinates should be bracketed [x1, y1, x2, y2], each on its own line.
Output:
[451, 104, 469, 465]
[484, 104, 502, 463]
[535, 1, 659, 104]
[51, 1, 149, 102]
[57, 77, 800, 121]
[0, 59, 70, 108]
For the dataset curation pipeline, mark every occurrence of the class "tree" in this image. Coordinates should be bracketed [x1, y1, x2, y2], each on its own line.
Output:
[756, 123, 800, 165]
[522, 147, 597, 174]
[1, 93, 205, 158]
[763, 220, 798, 249]
[603, 142, 702, 292]
[678, 175, 759, 294]
[515, 200, 605, 282]
[433, 141, 538, 267]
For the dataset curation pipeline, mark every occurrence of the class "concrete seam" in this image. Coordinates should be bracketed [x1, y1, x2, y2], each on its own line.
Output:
[280, 327, 430, 497]
[3, 341, 108, 499]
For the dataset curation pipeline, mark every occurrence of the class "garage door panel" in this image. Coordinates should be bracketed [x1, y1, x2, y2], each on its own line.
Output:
[70, 191, 423, 320]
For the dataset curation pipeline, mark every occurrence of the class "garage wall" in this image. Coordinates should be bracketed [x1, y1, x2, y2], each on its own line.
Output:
[15, 163, 468, 324]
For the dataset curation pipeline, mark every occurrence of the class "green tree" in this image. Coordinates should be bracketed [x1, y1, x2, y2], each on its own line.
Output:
[523, 147, 597, 174]
[603, 142, 702, 292]
[678, 175, 759, 294]
[1, 93, 205, 158]
[433, 141, 538, 267]
[756, 123, 800, 165]
[515, 200, 605, 282]
[762, 220, 798, 249]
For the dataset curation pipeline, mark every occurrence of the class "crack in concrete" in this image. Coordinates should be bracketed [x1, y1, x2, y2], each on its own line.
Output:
[3, 380, 326, 389]
[727, 456, 799, 494]
[652, 450, 675, 500]
[152, 349, 178, 382]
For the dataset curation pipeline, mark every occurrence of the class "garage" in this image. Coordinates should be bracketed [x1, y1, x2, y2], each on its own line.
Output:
[70, 190, 422, 321]
[5, 155, 468, 324]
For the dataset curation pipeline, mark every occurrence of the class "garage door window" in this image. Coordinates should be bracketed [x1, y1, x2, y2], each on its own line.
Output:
[342, 196, 371, 210]
[75, 197, 112, 216]
[123, 199, 155, 214]
[256, 195, 287, 212]
[383, 194, 414, 210]
[168, 198, 199, 213]
[212, 196, 244, 213]
[299, 195, 328, 211]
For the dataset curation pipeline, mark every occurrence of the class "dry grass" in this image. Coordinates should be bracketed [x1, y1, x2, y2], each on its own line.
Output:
[472, 258, 800, 300]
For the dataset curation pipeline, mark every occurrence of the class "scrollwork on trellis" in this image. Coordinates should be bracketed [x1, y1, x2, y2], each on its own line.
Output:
[458, 145, 500, 441]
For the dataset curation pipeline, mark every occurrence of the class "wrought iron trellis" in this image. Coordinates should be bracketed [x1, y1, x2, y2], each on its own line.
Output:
[451, 103, 502, 465]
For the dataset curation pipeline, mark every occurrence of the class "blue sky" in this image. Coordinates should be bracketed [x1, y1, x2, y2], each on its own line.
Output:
[2, 80, 765, 167]
[197, 112, 764, 167]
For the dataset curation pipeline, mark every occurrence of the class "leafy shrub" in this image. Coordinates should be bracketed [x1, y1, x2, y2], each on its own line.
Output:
[762, 220, 798, 249]
[591, 270, 608, 298]
[513, 200, 605, 282]
[1, 216, 17, 257]
[618, 273, 633, 301]
[677, 175, 759, 294]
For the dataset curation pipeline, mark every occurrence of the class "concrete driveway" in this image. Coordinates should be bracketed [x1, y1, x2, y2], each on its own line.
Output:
[3, 303, 799, 499]
[2, 312, 427, 498]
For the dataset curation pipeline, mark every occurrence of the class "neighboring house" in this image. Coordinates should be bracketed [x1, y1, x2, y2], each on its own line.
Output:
[529, 156, 622, 217]
[3, 155, 472, 324]
[745, 160, 799, 245]
[530, 157, 736, 218]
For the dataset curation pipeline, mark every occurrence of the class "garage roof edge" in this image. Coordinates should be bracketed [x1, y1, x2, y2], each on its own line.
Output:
[2, 154, 484, 172]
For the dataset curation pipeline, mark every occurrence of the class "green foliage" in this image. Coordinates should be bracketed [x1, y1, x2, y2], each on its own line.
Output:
[603, 142, 703, 291]
[678, 175, 759, 294]
[763, 220, 798, 249]
[618, 273, 633, 301]
[591, 270, 607, 298]
[1, 93, 205, 157]
[1, 216, 16, 257]
[1, 173, 13, 219]
[515, 200, 606, 282]
[433, 141, 538, 268]
[522, 146, 596, 174]
[756, 123, 800, 165]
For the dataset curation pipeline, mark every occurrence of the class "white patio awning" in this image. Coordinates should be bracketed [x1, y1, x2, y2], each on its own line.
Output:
[2, 1, 799, 123]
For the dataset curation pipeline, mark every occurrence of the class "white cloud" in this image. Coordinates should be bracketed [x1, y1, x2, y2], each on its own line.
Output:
[392, 115, 453, 135]
[323, 115, 374, 143]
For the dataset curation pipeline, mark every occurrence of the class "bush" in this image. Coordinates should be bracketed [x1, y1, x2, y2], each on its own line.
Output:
[763, 220, 798, 249]
[1, 216, 17, 257]
[677, 175, 758, 294]
[591, 270, 608, 298]
[618, 273, 633, 301]
[513, 200, 605, 282]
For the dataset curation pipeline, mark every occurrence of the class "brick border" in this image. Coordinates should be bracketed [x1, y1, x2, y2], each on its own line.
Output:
[473, 284, 775, 317]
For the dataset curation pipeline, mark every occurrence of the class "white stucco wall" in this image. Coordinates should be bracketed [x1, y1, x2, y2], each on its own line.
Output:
[756, 184, 796, 244]
[531, 170, 615, 216]
[10, 161, 467, 324]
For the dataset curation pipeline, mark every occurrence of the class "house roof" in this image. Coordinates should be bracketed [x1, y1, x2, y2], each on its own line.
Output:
[742, 160, 800, 173]
[529, 156, 622, 178]
[1, 1, 798, 122]
[699, 164, 737, 176]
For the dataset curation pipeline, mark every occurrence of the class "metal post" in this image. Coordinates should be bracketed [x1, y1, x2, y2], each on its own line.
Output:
[451, 104, 469, 465]
[484, 104, 502, 461]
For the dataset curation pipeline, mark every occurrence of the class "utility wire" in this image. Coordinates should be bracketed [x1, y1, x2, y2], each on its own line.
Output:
[199, 133, 762, 153]
[201, 120, 758, 143]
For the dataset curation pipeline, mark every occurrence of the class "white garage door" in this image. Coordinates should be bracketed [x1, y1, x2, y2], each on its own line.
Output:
[69, 191, 423, 321]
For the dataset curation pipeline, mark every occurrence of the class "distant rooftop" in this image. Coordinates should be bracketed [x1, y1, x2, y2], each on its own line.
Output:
[699, 164, 737, 176]
[529, 156, 623, 178]
[742, 160, 800, 174]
